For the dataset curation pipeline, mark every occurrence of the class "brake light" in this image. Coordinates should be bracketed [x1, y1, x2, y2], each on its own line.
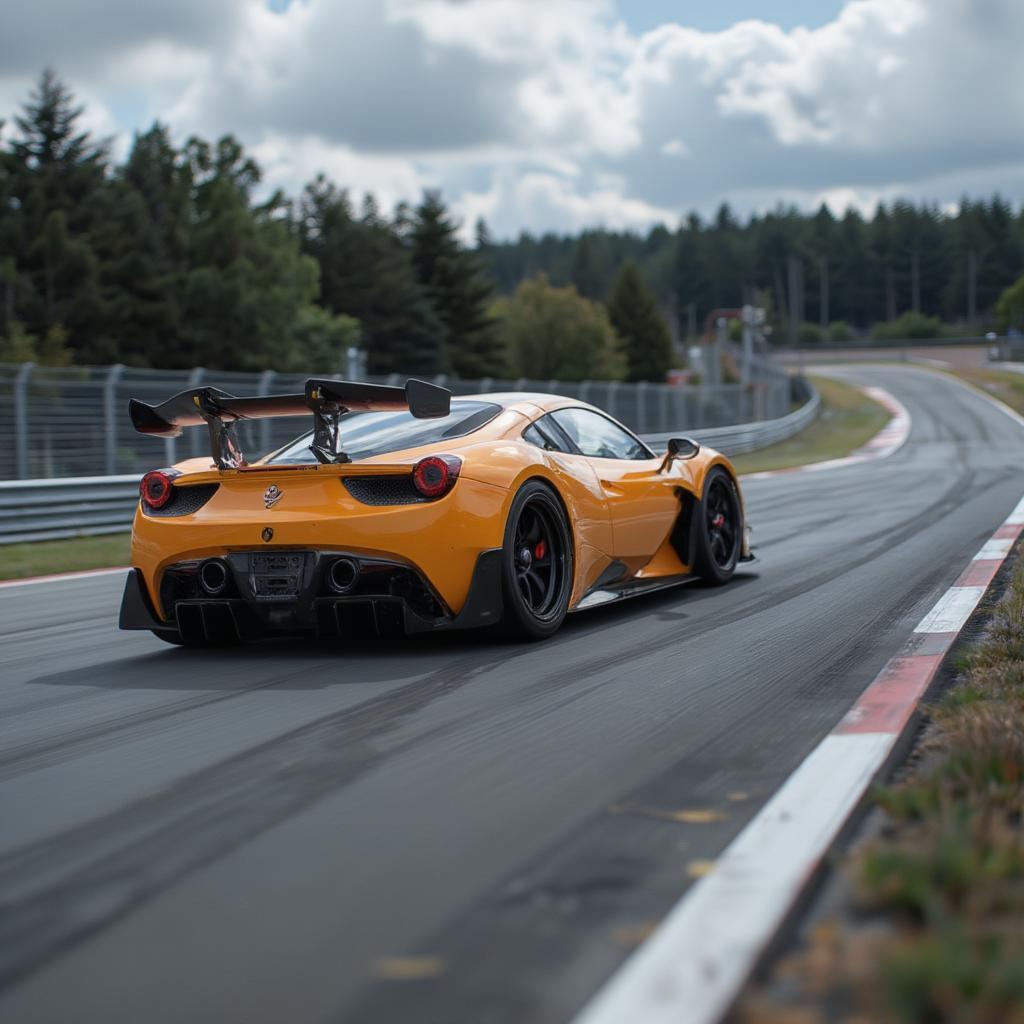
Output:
[140, 469, 180, 509]
[412, 455, 461, 499]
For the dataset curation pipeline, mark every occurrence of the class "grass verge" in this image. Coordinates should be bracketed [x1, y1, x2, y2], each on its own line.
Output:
[731, 375, 891, 475]
[0, 532, 130, 581]
[937, 366, 1024, 418]
[739, 549, 1024, 1023]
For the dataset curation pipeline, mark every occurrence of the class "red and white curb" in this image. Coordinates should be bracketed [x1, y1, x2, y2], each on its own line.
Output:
[0, 566, 128, 589]
[743, 386, 910, 481]
[575, 496, 1024, 1024]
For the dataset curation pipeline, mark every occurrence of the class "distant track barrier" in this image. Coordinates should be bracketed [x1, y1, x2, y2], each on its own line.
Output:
[0, 379, 819, 545]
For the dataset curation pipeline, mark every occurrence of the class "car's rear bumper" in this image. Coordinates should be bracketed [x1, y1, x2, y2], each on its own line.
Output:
[119, 548, 504, 643]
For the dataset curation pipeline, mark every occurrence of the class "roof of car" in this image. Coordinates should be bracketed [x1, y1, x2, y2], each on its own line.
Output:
[458, 392, 585, 415]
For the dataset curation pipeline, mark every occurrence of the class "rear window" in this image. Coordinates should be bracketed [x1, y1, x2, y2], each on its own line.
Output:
[265, 401, 501, 464]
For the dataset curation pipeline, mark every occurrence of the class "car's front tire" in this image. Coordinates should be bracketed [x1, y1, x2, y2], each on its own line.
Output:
[693, 467, 742, 585]
[500, 481, 573, 640]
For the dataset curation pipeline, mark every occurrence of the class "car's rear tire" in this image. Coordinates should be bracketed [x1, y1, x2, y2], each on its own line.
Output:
[693, 468, 742, 585]
[500, 481, 573, 640]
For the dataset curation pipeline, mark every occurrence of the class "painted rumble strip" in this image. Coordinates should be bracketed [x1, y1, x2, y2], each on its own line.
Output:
[743, 385, 911, 482]
[575, 493, 1024, 1024]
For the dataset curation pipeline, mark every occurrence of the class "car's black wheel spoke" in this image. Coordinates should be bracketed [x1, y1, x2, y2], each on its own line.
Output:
[711, 534, 725, 562]
[526, 569, 546, 602]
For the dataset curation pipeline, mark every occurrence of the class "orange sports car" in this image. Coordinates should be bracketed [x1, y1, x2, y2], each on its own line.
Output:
[118, 378, 751, 645]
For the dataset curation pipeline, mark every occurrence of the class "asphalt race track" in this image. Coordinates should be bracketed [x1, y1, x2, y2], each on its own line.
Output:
[1, 365, 1021, 1024]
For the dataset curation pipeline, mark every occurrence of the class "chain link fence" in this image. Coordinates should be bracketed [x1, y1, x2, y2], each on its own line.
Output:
[0, 359, 794, 480]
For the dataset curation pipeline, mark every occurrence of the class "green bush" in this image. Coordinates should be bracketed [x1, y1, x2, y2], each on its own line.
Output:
[872, 311, 945, 341]
[797, 321, 824, 345]
[997, 274, 1024, 333]
[827, 320, 852, 343]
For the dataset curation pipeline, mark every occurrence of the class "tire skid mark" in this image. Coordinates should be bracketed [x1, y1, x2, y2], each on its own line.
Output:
[0, 659, 357, 782]
[0, 615, 116, 644]
[0, 650, 508, 991]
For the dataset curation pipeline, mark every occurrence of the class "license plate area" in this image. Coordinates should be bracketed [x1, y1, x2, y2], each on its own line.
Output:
[250, 552, 306, 600]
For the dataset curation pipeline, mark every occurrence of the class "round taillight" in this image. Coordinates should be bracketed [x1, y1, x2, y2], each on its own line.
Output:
[140, 469, 178, 510]
[412, 455, 461, 499]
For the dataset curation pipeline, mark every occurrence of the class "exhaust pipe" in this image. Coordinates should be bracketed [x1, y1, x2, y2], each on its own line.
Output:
[327, 558, 359, 595]
[199, 559, 230, 596]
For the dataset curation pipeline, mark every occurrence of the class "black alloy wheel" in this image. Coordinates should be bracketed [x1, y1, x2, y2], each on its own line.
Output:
[501, 481, 573, 639]
[694, 468, 742, 584]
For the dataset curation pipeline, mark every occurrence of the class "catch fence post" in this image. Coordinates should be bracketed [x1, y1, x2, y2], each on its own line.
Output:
[258, 370, 275, 454]
[636, 381, 648, 433]
[480, 377, 493, 395]
[103, 364, 125, 476]
[579, 380, 591, 407]
[661, 384, 670, 432]
[187, 367, 206, 457]
[14, 362, 34, 480]
[607, 380, 620, 421]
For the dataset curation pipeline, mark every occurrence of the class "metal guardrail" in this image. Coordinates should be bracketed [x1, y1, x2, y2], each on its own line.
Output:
[0, 380, 819, 545]
[650, 383, 821, 456]
[0, 475, 142, 545]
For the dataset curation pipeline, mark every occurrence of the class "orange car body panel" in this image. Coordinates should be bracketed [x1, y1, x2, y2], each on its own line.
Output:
[129, 394, 742, 620]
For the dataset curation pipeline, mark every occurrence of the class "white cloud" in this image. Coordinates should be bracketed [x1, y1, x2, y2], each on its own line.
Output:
[250, 133, 430, 213]
[454, 168, 677, 239]
[660, 138, 691, 158]
[2, 0, 1022, 237]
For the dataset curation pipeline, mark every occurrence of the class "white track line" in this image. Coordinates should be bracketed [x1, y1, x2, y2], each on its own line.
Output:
[0, 566, 128, 589]
[577, 732, 892, 1024]
[575, 504, 1024, 1024]
[913, 586, 986, 634]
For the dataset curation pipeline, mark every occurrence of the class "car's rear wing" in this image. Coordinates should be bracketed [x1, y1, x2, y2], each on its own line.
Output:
[129, 378, 451, 469]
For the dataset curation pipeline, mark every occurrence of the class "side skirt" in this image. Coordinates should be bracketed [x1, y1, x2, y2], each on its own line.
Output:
[571, 572, 699, 612]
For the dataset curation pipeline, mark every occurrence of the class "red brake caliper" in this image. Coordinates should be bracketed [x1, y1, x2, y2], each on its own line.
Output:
[534, 539, 547, 559]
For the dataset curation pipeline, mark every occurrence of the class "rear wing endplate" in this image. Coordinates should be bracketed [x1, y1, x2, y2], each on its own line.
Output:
[129, 378, 451, 469]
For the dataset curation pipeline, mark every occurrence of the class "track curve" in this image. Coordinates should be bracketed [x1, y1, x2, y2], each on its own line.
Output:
[1, 365, 1021, 1024]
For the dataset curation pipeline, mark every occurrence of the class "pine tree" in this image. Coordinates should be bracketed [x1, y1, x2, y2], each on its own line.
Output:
[6, 69, 110, 358]
[608, 263, 673, 383]
[410, 191, 504, 377]
[300, 177, 445, 375]
[673, 213, 710, 335]
[100, 123, 191, 365]
[570, 232, 615, 300]
[172, 135, 320, 370]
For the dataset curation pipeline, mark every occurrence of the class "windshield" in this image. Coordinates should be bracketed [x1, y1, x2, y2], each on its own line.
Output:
[265, 400, 501, 464]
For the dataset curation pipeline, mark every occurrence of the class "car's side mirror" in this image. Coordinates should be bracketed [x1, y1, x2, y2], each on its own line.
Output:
[660, 436, 700, 472]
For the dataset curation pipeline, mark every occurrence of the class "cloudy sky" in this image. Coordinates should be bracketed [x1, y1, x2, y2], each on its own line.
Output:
[1, 0, 1021, 238]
